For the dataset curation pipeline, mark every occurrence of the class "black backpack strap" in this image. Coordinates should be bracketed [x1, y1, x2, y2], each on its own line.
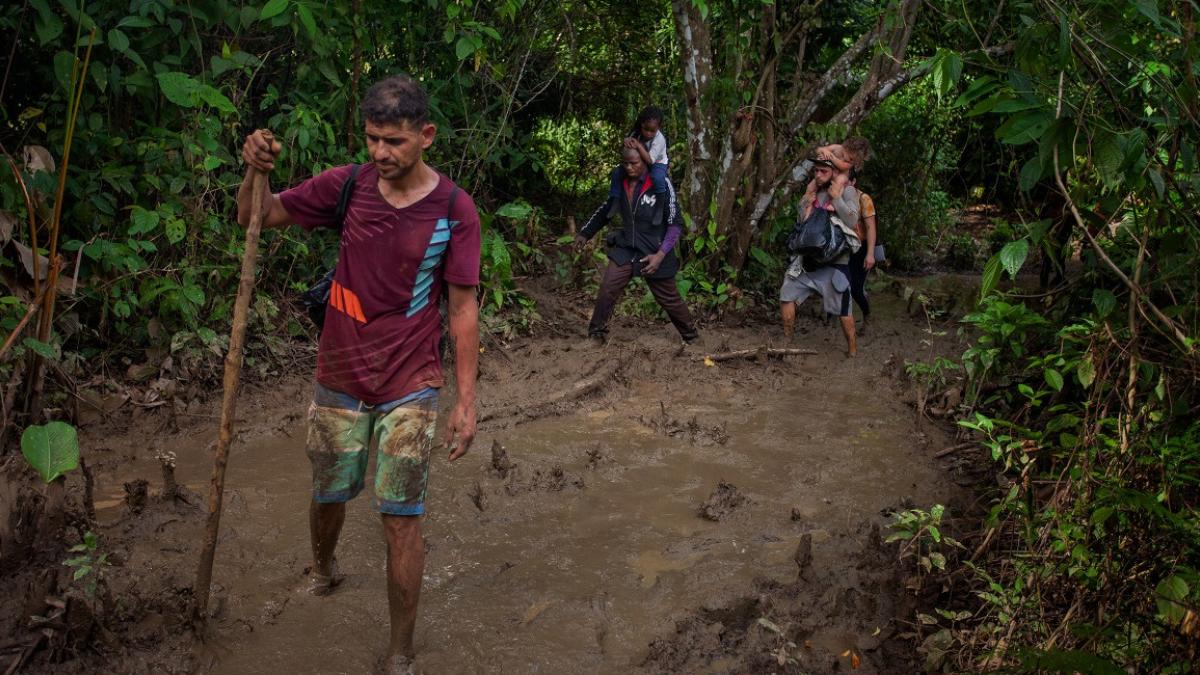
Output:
[334, 163, 360, 230]
[446, 185, 460, 225]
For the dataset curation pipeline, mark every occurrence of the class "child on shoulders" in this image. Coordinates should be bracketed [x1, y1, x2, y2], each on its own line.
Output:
[610, 105, 669, 198]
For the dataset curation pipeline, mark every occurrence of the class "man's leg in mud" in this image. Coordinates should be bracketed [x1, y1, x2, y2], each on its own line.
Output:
[780, 301, 796, 340]
[646, 276, 698, 340]
[382, 514, 424, 659]
[840, 315, 857, 356]
[310, 500, 346, 578]
[588, 262, 634, 338]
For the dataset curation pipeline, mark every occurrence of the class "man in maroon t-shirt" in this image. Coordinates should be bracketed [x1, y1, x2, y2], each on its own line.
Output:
[237, 75, 480, 673]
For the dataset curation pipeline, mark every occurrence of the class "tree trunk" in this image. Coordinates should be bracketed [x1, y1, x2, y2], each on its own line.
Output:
[669, 0, 932, 273]
[671, 0, 718, 230]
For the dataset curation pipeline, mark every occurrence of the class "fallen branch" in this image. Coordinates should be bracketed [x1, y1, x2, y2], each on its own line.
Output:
[703, 347, 817, 362]
[480, 358, 625, 423]
[934, 441, 975, 459]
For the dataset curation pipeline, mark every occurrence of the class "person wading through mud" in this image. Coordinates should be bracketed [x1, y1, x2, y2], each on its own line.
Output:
[237, 74, 481, 675]
[576, 145, 698, 344]
[780, 156, 862, 356]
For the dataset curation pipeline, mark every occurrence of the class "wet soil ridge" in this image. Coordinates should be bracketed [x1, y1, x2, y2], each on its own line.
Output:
[479, 356, 629, 426]
[699, 481, 748, 522]
[642, 521, 912, 674]
[640, 401, 730, 446]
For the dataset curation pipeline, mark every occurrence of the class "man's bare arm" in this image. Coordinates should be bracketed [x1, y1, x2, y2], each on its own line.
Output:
[236, 130, 294, 229]
[443, 283, 479, 461]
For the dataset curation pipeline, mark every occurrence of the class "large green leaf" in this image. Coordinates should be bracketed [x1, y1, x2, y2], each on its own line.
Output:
[996, 110, 1054, 145]
[1019, 156, 1043, 192]
[260, 0, 289, 20]
[31, 0, 64, 45]
[455, 36, 475, 60]
[999, 239, 1029, 278]
[20, 421, 80, 484]
[157, 71, 200, 108]
[980, 253, 1002, 301]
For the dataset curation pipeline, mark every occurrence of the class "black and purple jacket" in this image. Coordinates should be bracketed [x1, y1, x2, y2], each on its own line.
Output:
[580, 173, 682, 279]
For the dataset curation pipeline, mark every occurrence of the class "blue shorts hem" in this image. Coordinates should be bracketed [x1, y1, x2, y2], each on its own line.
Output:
[378, 501, 425, 516]
[313, 486, 363, 504]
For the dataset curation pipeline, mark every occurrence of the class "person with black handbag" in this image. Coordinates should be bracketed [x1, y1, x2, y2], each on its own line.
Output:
[237, 74, 480, 675]
[780, 157, 863, 356]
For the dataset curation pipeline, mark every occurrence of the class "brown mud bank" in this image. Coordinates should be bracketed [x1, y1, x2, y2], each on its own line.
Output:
[2, 275, 972, 674]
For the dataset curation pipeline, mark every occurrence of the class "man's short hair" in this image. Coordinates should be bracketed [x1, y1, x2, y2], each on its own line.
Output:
[361, 75, 430, 127]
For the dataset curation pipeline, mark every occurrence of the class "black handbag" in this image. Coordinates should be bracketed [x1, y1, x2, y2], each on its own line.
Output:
[786, 206, 848, 266]
[300, 164, 361, 329]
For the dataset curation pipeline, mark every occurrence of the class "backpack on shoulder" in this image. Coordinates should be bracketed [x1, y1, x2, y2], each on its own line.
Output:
[299, 165, 461, 331]
[300, 164, 361, 330]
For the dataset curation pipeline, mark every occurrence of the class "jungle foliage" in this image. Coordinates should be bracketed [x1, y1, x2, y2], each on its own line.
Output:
[899, 1, 1199, 671]
[1, 0, 1197, 670]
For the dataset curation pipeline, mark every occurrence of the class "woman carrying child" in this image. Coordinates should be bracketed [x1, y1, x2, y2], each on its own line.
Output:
[610, 105, 670, 199]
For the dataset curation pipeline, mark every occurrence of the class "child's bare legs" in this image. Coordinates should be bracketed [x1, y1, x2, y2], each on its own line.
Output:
[840, 315, 857, 356]
[781, 301, 796, 340]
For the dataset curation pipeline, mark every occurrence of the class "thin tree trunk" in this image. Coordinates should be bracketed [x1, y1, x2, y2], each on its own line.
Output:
[671, 0, 717, 229]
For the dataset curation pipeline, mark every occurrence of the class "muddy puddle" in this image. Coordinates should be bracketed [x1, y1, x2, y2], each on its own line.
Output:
[54, 279, 964, 672]
[70, 281, 963, 674]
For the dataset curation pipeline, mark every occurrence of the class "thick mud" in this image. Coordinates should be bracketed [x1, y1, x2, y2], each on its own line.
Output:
[2, 275, 968, 674]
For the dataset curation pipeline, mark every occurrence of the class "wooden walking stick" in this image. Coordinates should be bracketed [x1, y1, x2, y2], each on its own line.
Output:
[193, 130, 273, 622]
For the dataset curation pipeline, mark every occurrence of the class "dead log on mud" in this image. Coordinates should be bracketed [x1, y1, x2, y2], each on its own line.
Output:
[703, 347, 817, 363]
[479, 358, 625, 424]
[934, 441, 975, 459]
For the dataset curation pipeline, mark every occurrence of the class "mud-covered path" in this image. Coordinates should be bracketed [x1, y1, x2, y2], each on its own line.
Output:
[77, 279, 965, 674]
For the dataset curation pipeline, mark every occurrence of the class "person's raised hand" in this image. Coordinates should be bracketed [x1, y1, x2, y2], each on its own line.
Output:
[443, 401, 476, 461]
[640, 250, 666, 276]
[623, 137, 639, 150]
[804, 178, 818, 197]
[829, 172, 848, 198]
[242, 129, 281, 172]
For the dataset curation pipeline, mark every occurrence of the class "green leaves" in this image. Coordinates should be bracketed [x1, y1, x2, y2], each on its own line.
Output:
[20, 421, 81, 484]
[107, 28, 130, 53]
[1091, 289, 1116, 317]
[928, 49, 963, 101]
[996, 110, 1054, 145]
[978, 239, 1029, 301]
[156, 72, 236, 115]
[260, 0, 289, 20]
[455, 36, 482, 60]
[1044, 368, 1064, 392]
[1076, 357, 1095, 388]
[22, 338, 59, 361]
[980, 253, 1002, 301]
[128, 206, 160, 236]
[31, 0, 64, 45]
[999, 239, 1029, 278]
[495, 201, 532, 219]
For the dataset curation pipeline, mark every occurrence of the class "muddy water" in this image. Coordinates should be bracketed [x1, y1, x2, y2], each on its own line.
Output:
[92, 323, 950, 674]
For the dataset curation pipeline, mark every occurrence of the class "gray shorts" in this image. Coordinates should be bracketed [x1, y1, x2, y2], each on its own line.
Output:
[780, 263, 852, 317]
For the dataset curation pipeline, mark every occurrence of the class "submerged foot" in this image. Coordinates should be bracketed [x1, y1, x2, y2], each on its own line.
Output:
[304, 558, 344, 596]
[381, 654, 415, 675]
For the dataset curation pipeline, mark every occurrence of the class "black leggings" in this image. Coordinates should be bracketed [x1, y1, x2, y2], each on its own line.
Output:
[848, 246, 870, 318]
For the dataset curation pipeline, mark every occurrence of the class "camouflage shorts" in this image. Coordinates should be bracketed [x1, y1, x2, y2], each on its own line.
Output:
[305, 384, 439, 516]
